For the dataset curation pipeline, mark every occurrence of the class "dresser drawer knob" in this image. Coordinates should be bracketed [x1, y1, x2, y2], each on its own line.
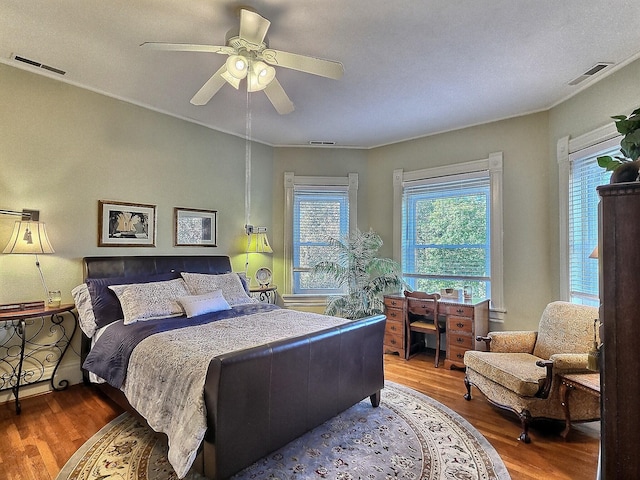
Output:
[391, 301, 397, 306]
[456, 353, 464, 359]
[390, 312, 397, 318]
[456, 308, 464, 314]
[456, 322, 465, 328]
[390, 338, 397, 345]
[390, 325, 397, 332]
[456, 337, 464, 343]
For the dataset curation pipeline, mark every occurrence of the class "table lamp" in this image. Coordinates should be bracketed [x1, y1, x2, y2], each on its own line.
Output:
[2, 219, 55, 304]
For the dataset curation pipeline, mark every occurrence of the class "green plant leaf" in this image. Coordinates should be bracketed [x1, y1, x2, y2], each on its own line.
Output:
[597, 155, 623, 171]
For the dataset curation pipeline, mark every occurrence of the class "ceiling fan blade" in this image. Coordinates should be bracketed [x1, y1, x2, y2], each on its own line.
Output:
[262, 49, 344, 80]
[239, 9, 271, 45]
[141, 42, 235, 55]
[263, 78, 295, 115]
[190, 65, 228, 105]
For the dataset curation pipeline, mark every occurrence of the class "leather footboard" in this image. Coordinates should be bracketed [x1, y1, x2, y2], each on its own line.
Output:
[202, 314, 386, 480]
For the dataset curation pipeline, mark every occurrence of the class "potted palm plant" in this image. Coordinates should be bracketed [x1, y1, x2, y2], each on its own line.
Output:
[311, 229, 407, 319]
[597, 107, 640, 183]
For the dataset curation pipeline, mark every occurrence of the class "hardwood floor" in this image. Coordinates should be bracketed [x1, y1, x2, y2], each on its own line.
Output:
[0, 352, 599, 479]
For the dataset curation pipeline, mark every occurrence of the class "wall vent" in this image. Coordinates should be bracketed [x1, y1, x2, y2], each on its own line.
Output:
[568, 62, 612, 86]
[309, 140, 336, 146]
[11, 54, 66, 76]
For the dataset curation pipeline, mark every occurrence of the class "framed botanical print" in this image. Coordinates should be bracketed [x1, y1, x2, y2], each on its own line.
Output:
[174, 207, 217, 247]
[98, 200, 157, 247]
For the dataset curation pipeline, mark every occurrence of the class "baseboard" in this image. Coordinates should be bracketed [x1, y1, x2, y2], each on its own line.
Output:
[0, 362, 83, 406]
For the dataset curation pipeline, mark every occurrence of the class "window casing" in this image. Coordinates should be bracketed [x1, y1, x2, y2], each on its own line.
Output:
[559, 129, 618, 305]
[393, 153, 504, 319]
[284, 172, 358, 296]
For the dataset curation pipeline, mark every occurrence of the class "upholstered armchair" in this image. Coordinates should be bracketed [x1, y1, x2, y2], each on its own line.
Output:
[463, 301, 600, 443]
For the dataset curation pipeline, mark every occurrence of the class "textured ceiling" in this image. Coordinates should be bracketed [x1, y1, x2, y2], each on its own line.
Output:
[2, 0, 640, 148]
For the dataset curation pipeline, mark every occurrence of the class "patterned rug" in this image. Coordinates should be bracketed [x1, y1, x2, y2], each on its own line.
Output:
[56, 382, 510, 480]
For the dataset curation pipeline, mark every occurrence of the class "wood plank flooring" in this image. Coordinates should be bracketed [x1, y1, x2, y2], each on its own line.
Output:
[0, 352, 599, 479]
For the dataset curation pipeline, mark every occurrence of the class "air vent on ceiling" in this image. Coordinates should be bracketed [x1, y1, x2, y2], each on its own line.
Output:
[309, 140, 336, 146]
[11, 54, 66, 76]
[568, 62, 612, 86]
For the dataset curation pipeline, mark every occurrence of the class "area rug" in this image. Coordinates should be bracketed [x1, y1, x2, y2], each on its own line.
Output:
[56, 382, 510, 480]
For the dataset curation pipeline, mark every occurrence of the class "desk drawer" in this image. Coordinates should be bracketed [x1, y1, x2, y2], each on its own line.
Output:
[443, 304, 474, 317]
[447, 316, 472, 334]
[448, 345, 469, 364]
[385, 318, 403, 336]
[449, 333, 473, 349]
[384, 332, 404, 350]
[385, 307, 404, 322]
[384, 297, 404, 309]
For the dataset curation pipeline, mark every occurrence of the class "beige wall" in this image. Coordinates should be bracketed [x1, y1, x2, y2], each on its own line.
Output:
[0, 63, 273, 398]
[270, 147, 368, 289]
[547, 57, 640, 300]
[366, 113, 552, 330]
[2, 54, 639, 398]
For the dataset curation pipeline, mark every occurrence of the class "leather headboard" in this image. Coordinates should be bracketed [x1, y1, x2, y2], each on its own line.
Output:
[83, 255, 233, 280]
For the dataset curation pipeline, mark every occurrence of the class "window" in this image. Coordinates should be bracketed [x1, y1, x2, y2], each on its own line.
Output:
[560, 133, 617, 305]
[402, 173, 491, 298]
[284, 173, 358, 296]
[393, 153, 504, 318]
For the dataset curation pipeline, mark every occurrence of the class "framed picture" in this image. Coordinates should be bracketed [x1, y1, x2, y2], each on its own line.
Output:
[174, 207, 217, 247]
[98, 200, 157, 247]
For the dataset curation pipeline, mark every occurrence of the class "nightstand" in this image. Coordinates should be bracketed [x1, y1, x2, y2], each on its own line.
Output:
[249, 285, 277, 304]
[0, 303, 77, 414]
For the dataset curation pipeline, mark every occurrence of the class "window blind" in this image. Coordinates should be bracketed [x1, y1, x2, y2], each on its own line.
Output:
[568, 143, 615, 305]
[293, 189, 349, 294]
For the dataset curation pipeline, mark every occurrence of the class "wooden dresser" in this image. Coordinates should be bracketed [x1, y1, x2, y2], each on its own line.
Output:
[383, 294, 489, 368]
[441, 299, 490, 369]
[382, 295, 407, 356]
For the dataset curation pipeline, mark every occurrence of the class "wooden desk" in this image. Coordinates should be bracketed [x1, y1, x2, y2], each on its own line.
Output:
[382, 294, 489, 368]
[0, 303, 77, 414]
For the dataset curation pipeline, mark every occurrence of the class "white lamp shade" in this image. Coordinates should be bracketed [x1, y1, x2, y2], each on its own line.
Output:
[246, 232, 273, 253]
[225, 55, 248, 79]
[3, 221, 54, 254]
[248, 61, 276, 92]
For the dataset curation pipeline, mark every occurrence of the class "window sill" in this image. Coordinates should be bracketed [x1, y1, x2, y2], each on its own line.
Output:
[281, 294, 330, 308]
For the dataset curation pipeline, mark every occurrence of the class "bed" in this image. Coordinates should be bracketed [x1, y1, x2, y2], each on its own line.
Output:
[74, 255, 386, 480]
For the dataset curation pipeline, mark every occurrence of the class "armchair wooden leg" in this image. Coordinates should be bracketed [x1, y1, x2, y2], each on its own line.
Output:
[518, 409, 532, 443]
[464, 375, 472, 401]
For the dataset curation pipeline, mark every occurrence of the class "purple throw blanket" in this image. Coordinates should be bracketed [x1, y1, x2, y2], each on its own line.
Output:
[83, 303, 278, 387]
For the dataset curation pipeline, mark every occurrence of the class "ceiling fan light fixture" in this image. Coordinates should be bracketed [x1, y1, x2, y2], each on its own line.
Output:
[247, 61, 275, 92]
[225, 54, 248, 79]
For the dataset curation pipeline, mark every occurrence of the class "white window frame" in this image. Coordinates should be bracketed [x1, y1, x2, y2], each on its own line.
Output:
[557, 124, 620, 302]
[283, 172, 358, 298]
[393, 153, 505, 321]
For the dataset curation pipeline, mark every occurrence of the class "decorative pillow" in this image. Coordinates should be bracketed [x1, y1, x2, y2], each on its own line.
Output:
[109, 278, 190, 325]
[236, 271, 250, 294]
[177, 290, 232, 318]
[71, 283, 98, 337]
[86, 272, 180, 329]
[181, 272, 258, 306]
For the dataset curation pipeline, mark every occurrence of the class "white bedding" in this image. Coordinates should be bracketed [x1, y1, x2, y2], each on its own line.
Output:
[120, 308, 349, 478]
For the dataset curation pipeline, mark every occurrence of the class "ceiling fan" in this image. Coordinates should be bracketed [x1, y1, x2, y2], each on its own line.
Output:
[141, 8, 344, 114]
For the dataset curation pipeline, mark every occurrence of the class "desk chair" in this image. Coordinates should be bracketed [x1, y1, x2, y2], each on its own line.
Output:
[404, 290, 442, 366]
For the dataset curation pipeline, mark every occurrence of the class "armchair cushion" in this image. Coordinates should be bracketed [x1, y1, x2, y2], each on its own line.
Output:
[464, 352, 545, 397]
[486, 331, 537, 353]
[533, 302, 598, 360]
